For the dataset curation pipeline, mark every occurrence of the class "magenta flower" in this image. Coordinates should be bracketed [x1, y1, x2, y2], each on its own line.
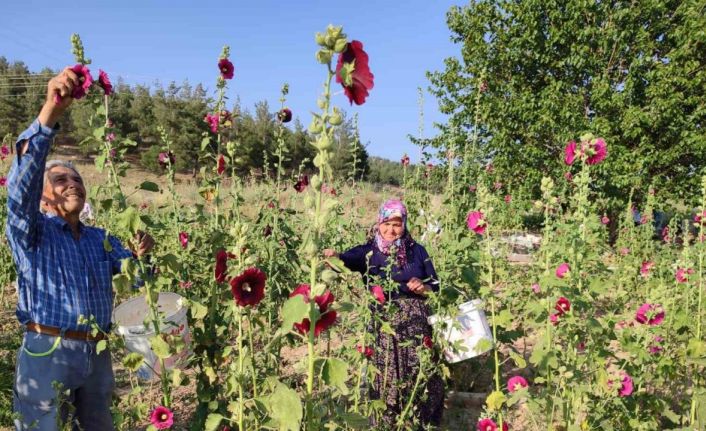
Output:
[0, 177, 6, 187]
[97, 69, 112, 96]
[149, 406, 174, 430]
[69, 64, 93, 100]
[640, 261, 654, 277]
[178, 231, 188, 249]
[401, 154, 410, 167]
[204, 113, 219, 133]
[0, 144, 9, 158]
[564, 140, 577, 165]
[676, 267, 694, 283]
[504, 195, 512, 204]
[466, 211, 487, 235]
[335, 40, 375, 105]
[695, 210, 706, 224]
[179, 280, 193, 289]
[555, 296, 571, 315]
[357, 345, 374, 358]
[370, 285, 385, 305]
[601, 215, 610, 225]
[555, 263, 570, 279]
[635, 303, 664, 326]
[106, 132, 115, 143]
[550, 312, 560, 325]
[158, 151, 175, 168]
[477, 418, 498, 431]
[494, 181, 503, 190]
[586, 138, 607, 165]
[649, 336, 664, 354]
[662, 226, 671, 242]
[531, 283, 540, 294]
[218, 58, 234, 80]
[618, 372, 633, 397]
[507, 375, 528, 392]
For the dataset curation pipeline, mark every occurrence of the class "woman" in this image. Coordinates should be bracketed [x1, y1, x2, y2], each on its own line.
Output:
[324, 199, 445, 428]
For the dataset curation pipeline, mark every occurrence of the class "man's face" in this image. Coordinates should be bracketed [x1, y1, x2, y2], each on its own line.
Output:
[42, 166, 86, 219]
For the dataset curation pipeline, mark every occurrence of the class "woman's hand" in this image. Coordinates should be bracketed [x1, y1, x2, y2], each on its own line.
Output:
[323, 249, 339, 258]
[407, 277, 429, 295]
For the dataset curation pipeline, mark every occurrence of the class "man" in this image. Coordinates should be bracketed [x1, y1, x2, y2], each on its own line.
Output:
[6, 67, 154, 430]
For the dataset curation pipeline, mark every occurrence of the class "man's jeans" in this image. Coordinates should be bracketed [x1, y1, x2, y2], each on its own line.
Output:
[13, 332, 114, 431]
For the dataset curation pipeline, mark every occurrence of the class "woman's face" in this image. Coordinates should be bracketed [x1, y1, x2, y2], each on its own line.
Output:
[379, 217, 404, 242]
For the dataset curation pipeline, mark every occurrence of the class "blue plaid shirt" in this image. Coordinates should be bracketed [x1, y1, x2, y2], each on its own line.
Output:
[6, 119, 133, 332]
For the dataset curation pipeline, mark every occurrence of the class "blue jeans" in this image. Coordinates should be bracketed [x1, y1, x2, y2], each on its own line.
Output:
[13, 332, 115, 431]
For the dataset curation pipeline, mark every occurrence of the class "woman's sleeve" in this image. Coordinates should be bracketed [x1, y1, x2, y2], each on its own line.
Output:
[339, 244, 371, 274]
[418, 245, 440, 292]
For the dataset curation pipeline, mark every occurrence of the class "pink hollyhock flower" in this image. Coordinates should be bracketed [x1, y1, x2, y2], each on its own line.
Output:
[469, 185, 477, 192]
[1, 144, 9, 158]
[661, 226, 670, 242]
[555, 263, 570, 279]
[401, 154, 410, 166]
[231, 267, 267, 307]
[507, 375, 528, 392]
[564, 140, 577, 165]
[0, 177, 7, 187]
[97, 69, 112, 96]
[635, 303, 665, 326]
[158, 151, 175, 168]
[695, 210, 706, 224]
[477, 418, 498, 431]
[204, 113, 219, 133]
[586, 138, 607, 165]
[531, 283, 541, 294]
[550, 312, 560, 325]
[618, 372, 633, 397]
[106, 132, 115, 142]
[649, 336, 664, 354]
[504, 195, 512, 204]
[676, 267, 694, 283]
[555, 297, 571, 315]
[290, 284, 337, 337]
[601, 215, 610, 225]
[217, 154, 226, 175]
[335, 40, 375, 105]
[466, 211, 487, 235]
[423, 335, 433, 349]
[149, 406, 174, 430]
[178, 231, 188, 249]
[494, 182, 503, 190]
[620, 247, 630, 256]
[370, 285, 385, 305]
[357, 345, 374, 358]
[218, 58, 234, 80]
[69, 64, 93, 99]
[640, 261, 654, 277]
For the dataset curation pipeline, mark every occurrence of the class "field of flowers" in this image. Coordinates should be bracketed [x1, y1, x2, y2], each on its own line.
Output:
[1, 26, 706, 431]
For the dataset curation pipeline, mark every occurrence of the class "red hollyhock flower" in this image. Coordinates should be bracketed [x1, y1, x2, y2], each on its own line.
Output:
[0, 177, 7, 187]
[218, 58, 234, 80]
[289, 284, 337, 337]
[423, 335, 433, 349]
[217, 154, 226, 175]
[204, 113, 219, 133]
[401, 154, 410, 166]
[69, 64, 93, 100]
[263, 224, 272, 237]
[294, 175, 309, 193]
[370, 285, 385, 305]
[179, 231, 188, 249]
[277, 108, 292, 123]
[158, 151, 175, 168]
[357, 345, 374, 358]
[97, 69, 112, 96]
[477, 418, 498, 431]
[215, 249, 229, 283]
[335, 40, 374, 106]
[149, 405, 174, 430]
[230, 267, 267, 307]
[555, 297, 571, 315]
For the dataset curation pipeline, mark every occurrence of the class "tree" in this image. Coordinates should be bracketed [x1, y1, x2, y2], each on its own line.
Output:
[428, 0, 706, 203]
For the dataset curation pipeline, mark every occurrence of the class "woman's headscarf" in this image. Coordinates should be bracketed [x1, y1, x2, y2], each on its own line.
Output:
[373, 199, 415, 267]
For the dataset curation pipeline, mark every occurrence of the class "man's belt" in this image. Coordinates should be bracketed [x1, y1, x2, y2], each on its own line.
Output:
[26, 322, 108, 342]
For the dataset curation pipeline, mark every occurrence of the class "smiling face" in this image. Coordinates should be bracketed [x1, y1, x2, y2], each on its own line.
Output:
[41, 165, 86, 220]
[379, 217, 404, 242]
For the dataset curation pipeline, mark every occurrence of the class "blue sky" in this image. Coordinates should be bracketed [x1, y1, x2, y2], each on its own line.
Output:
[1, 1, 463, 162]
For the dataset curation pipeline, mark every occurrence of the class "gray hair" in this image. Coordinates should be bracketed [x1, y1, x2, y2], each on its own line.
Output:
[41, 160, 82, 214]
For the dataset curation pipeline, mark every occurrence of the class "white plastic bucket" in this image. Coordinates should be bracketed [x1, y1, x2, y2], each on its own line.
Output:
[428, 299, 493, 363]
[113, 292, 191, 380]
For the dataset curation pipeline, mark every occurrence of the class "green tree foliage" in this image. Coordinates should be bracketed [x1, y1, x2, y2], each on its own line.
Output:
[428, 0, 706, 203]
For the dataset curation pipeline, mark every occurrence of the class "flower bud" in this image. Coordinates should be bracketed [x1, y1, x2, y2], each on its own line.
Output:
[316, 49, 332, 64]
[313, 153, 322, 168]
[333, 38, 348, 53]
[316, 135, 332, 151]
[317, 98, 326, 109]
[315, 32, 326, 46]
[321, 269, 338, 283]
[308, 118, 323, 134]
[304, 194, 315, 208]
[328, 108, 343, 125]
[310, 174, 322, 190]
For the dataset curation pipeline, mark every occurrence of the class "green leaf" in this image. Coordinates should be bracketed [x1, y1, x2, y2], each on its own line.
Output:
[96, 339, 107, 355]
[509, 350, 527, 369]
[322, 357, 349, 394]
[325, 257, 351, 274]
[266, 382, 302, 431]
[149, 335, 171, 359]
[191, 301, 208, 320]
[204, 413, 224, 431]
[201, 136, 212, 151]
[485, 390, 506, 411]
[138, 181, 161, 192]
[122, 352, 144, 371]
[116, 207, 141, 235]
[281, 295, 308, 332]
[92, 126, 105, 140]
[339, 412, 369, 429]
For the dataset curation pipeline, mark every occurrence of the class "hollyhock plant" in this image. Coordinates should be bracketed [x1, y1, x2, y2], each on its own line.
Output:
[218, 58, 234, 80]
[215, 249, 229, 283]
[676, 267, 694, 283]
[204, 113, 219, 133]
[640, 261, 654, 277]
[357, 345, 374, 358]
[178, 231, 188, 249]
[635, 303, 665, 326]
[290, 284, 337, 337]
[69, 63, 93, 100]
[586, 138, 607, 165]
[555, 297, 571, 315]
[618, 372, 633, 397]
[217, 154, 226, 175]
[230, 267, 267, 307]
[477, 418, 498, 431]
[277, 108, 292, 123]
[564, 140, 577, 165]
[335, 40, 374, 105]
[149, 406, 174, 430]
[466, 211, 487, 235]
[555, 263, 570, 279]
[97, 69, 112, 96]
[158, 151, 175, 168]
[550, 313, 560, 325]
[371, 285, 385, 305]
[507, 375, 529, 392]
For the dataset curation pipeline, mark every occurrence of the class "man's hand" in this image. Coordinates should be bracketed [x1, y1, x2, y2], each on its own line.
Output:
[407, 277, 429, 295]
[132, 230, 155, 258]
[38, 67, 78, 128]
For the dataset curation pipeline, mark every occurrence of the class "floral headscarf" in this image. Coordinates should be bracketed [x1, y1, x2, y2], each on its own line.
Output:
[373, 199, 415, 267]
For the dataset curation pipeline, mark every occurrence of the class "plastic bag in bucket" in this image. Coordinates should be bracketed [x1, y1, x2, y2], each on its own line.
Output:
[427, 299, 493, 363]
[113, 292, 191, 380]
